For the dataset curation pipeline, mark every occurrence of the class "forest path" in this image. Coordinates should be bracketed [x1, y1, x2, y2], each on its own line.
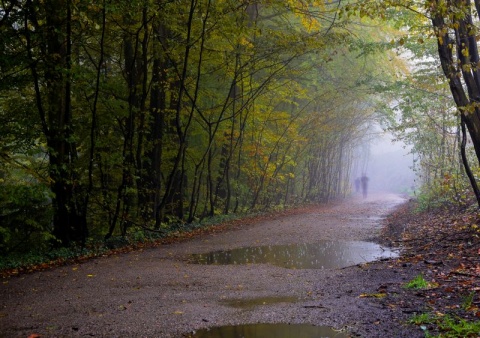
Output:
[0, 193, 423, 337]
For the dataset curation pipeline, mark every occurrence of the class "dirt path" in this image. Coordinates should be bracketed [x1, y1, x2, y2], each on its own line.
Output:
[0, 193, 424, 338]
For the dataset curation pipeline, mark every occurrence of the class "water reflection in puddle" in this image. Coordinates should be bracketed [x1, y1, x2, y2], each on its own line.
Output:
[189, 241, 397, 269]
[189, 323, 347, 338]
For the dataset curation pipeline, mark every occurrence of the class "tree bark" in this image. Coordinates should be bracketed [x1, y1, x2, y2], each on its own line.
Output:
[431, 1, 480, 207]
[460, 116, 480, 208]
[44, 0, 87, 246]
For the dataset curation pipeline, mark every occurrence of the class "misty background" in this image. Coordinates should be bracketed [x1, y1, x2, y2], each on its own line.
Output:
[353, 130, 417, 195]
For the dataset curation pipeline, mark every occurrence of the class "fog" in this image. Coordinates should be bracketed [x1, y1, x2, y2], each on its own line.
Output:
[353, 132, 417, 195]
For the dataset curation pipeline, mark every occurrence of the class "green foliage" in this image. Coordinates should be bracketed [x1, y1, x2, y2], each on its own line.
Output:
[404, 274, 429, 289]
[0, 246, 84, 271]
[0, 182, 53, 254]
[410, 313, 433, 325]
[413, 167, 477, 212]
[0, 0, 403, 254]
[0, 209, 254, 272]
[377, 23, 474, 211]
[414, 190, 449, 213]
[344, 0, 480, 212]
[461, 292, 476, 311]
[435, 316, 480, 338]
[410, 313, 480, 338]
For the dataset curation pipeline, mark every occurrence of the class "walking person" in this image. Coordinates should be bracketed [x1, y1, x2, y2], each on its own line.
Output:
[360, 174, 369, 198]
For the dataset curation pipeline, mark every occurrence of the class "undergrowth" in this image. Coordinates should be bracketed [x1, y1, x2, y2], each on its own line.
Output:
[404, 274, 429, 289]
[0, 211, 260, 274]
[410, 313, 480, 338]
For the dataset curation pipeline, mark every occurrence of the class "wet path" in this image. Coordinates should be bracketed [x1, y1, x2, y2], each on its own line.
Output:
[0, 193, 408, 337]
[188, 240, 397, 269]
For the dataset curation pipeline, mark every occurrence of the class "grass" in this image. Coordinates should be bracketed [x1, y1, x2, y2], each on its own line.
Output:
[404, 274, 430, 289]
[410, 313, 480, 338]
[410, 313, 432, 325]
[462, 292, 475, 311]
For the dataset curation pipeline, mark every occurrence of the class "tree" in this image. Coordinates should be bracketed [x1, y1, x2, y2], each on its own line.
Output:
[428, 0, 480, 206]
[344, 0, 480, 207]
[0, 0, 403, 251]
[29, 0, 88, 246]
[381, 49, 464, 206]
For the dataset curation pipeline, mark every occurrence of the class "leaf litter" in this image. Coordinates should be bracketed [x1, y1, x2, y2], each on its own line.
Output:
[380, 199, 480, 336]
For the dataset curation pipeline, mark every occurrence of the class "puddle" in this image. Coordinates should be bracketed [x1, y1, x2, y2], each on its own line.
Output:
[189, 240, 397, 269]
[188, 323, 348, 337]
[220, 296, 298, 309]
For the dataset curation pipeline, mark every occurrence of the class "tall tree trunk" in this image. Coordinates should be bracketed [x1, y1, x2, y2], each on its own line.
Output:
[106, 12, 142, 239]
[460, 116, 480, 208]
[135, 5, 151, 220]
[146, 22, 168, 227]
[431, 1, 480, 207]
[158, 0, 197, 221]
[44, 0, 87, 246]
[86, 0, 106, 225]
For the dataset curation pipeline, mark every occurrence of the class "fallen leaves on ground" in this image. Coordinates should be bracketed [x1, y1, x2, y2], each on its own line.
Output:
[381, 199, 480, 334]
[359, 293, 387, 298]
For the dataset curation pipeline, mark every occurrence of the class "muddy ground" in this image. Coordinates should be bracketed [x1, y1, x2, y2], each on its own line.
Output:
[0, 193, 429, 337]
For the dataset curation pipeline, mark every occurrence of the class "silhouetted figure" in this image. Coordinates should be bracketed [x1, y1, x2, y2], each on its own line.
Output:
[354, 178, 360, 193]
[360, 174, 369, 198]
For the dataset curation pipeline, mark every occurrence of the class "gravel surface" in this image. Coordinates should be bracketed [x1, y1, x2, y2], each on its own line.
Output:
[0, 193, 424, 337]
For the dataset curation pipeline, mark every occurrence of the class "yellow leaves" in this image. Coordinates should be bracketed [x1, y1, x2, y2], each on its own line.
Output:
[300, 16, 321, 33]
[359, 293, 387, 298]
[239, 37, 254, 49]
[267, 0, 323, 32]
[459, 102, 480, 115]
